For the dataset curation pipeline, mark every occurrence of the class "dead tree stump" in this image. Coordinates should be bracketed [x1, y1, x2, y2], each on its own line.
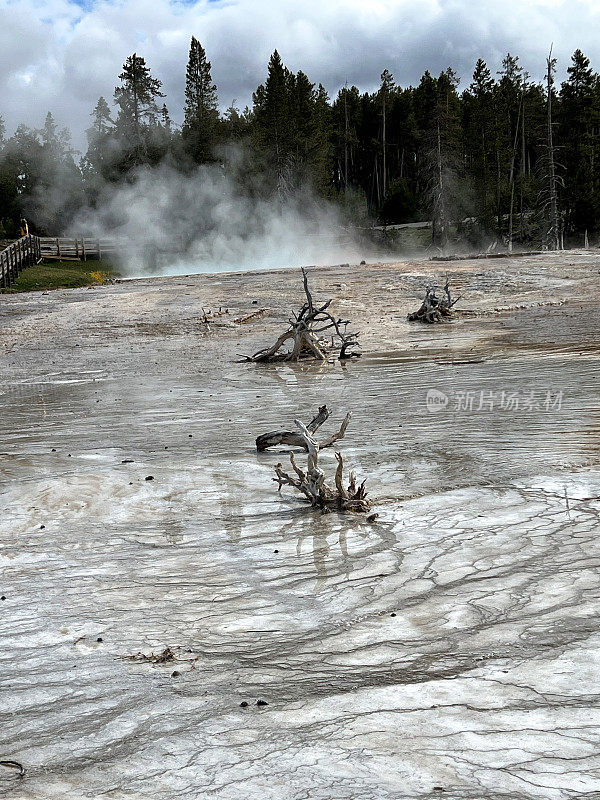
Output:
[272, 413, 371, 513]
[244, 268, 360, 362]
[408, 280, 460, 323]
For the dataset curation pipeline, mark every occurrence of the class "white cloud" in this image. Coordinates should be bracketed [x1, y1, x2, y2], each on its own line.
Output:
[1, 0, 599, 151]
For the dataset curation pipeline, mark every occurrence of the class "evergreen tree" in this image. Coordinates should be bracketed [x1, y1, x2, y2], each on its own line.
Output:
[83, 97, 117, 190]
[182, 37, 219, 163]
[222, 102, 252, 142]
[253, 50, 294, 192]
[0, 115, 19, 235]
[559, 49, 599, 235]
[114, 53, 165, 167]
[416, 69, 464, 248]
[463, 59, 495, 225]
[91, 97, 113, 135]
[331, 85, 362, 192]
[494, 54, 525, 236]
[378, 69, 395, 200]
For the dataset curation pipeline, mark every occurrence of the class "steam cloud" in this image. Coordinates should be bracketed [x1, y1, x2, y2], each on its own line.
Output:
[73, 161, 376, 277]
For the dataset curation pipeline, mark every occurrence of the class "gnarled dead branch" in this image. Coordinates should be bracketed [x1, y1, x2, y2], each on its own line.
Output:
[407, 279, 460, 323]
[256, 405, 332, 451]
[245, 268, 360, 362]
[272, 413, 371, 513]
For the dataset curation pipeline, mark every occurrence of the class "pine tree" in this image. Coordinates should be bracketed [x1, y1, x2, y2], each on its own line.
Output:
[417, 70, 463, 248]
[332, 85, 361, 192]
[84, 97, 116, 186]
[223, 102, 252, 141]
[494, 54, 525, 237]
[559, 49, 599, 235]
[463, 60, 495, 225]
[114, 53, 165, 166]
[379, 69, 395, 200]
[253, 50, 294, 192]
[91, 97, 113, 134]
[182, 37, 219, 163]
[41, 112, 58, 151]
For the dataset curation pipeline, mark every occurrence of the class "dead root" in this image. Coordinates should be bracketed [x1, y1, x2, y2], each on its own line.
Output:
[244, 268, 360, 362]
[408, 279, 460, 323]
[272, 414, 372, 513]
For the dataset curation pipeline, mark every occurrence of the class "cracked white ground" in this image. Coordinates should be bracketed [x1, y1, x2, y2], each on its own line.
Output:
[1, 252, 600, 799]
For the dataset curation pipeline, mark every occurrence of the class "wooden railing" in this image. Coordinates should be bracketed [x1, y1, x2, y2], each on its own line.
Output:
[39, 237, 119, 261]
[0, 236, 41, 289]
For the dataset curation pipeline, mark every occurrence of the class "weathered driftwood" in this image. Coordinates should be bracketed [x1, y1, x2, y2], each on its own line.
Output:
[200, 307, 229, 329]
[256, 405, 352, 452]
[234, 308, 268, 324]
[245, 268, 360, 362]
[407, 280, 460, 323]
[257, 405, 329, 451]
[272, 414, 371, 513]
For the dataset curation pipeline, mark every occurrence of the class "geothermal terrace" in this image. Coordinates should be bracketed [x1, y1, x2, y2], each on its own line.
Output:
[1, 252, 600, 799]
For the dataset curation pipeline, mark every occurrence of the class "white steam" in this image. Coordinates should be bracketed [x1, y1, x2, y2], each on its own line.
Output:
[73, 161, 375, 276]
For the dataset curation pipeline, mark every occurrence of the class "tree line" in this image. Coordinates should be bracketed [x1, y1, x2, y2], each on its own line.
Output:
[1, 40, 599, 249]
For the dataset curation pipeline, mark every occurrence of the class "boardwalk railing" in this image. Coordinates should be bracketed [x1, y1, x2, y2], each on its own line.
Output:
[39, 237, 119, 261]
[1, 235, 41, 289]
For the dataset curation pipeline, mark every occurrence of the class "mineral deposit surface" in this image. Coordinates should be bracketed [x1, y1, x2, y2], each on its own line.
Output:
[1, 252, 600, 799]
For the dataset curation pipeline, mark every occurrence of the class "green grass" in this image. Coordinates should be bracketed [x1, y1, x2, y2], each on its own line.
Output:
[1, 258, 120, 293]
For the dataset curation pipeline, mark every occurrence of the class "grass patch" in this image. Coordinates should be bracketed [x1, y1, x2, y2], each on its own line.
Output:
[1, 258, 120, 293]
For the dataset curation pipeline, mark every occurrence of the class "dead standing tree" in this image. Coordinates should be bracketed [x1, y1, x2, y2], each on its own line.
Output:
[408, 279, 460, 323]
[537, 46, 563, 251]
[244, 268, 360, 362]
[272, 413, 371, 513]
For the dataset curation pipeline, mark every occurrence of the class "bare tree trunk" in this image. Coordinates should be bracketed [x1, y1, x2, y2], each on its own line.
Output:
[547, 49, 560, 251]
[434, 123, 447, 249]
[374, 155, 380, 207]
[508, 94, 523, 253]
[382, 96, 387, 198]
[496, 147, 502, 238]
[520, 84, 526, 240]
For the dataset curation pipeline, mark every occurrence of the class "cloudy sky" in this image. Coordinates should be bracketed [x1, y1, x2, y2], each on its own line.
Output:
[1, 0, 599, 151]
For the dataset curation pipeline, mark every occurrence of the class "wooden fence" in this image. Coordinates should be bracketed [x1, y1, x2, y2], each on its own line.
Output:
[39, 237, 119, 261]
[0, 235, 41, 289]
